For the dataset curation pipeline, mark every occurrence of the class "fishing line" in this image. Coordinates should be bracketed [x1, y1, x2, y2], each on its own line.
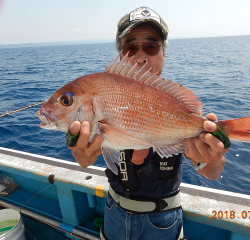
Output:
[17, 181, 91, 240]
[0, 101, 45, 118]
[23, 184, 53, 206]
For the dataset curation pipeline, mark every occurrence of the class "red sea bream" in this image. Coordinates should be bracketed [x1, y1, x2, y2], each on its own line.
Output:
[36, 53, 250, 174]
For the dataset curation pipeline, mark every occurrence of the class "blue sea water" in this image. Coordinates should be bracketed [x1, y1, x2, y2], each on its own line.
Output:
[0, 35, 250, 195]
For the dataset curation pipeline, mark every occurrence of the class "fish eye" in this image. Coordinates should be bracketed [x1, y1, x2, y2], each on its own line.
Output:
[59, 92, 74, 106]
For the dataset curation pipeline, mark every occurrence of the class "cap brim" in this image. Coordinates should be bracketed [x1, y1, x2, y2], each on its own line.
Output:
[118, 20, 167, 40]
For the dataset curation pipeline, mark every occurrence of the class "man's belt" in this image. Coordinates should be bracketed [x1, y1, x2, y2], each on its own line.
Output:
[109, 187, 181, 214]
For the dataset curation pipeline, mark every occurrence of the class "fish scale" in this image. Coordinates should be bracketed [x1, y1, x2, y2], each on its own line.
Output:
[104, 86, 201, 138]
[98, 93, 179, 139]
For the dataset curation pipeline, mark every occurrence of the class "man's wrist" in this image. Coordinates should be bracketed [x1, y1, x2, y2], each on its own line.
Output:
[183, 154, 207, 171]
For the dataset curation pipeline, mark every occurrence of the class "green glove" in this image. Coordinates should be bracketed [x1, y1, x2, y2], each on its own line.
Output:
[211, 124, 231, 149]
[66, 129, 80, 147]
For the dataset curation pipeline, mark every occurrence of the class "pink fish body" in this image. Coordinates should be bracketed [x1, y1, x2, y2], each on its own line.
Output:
[36, 53, 250, 173]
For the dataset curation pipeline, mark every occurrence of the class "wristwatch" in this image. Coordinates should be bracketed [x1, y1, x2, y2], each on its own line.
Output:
[183, 154, 207, 171]
[193, 162, 207, 171]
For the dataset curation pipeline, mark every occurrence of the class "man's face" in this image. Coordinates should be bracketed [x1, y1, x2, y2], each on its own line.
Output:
[120, 23, 165, 75]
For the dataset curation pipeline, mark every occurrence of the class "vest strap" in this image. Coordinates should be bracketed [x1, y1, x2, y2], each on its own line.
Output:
[109, 186, 181, 214]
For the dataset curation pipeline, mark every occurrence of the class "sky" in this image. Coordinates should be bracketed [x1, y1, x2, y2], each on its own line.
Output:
[0, 0, 250, 45]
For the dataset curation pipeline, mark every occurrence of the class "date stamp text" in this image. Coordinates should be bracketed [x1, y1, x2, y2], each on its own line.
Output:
[212, 211, 250, 219]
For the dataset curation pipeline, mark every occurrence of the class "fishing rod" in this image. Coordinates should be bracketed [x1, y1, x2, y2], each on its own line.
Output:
[0, 101, 45, 118]
[0, 100, 79, 147]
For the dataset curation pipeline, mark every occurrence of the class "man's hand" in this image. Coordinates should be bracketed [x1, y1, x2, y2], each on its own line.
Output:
[67, 121, 103, 168]
[184, 113, 229, 180]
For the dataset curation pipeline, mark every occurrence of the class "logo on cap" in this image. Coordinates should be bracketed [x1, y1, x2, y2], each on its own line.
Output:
[129, 7, 160, 24]
[141, 10, 151, 17]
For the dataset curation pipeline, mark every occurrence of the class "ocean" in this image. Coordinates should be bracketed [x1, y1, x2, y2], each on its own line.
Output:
[0, 35, 250, 195]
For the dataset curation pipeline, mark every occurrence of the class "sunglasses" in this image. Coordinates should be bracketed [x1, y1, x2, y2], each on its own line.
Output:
[121, 42, 162, 57]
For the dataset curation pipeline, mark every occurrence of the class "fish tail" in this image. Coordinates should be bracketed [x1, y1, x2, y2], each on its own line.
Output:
[219, 116, 250, 142]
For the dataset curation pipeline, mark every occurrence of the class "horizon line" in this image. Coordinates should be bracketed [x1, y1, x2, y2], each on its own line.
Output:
[0, 34, 249, 48]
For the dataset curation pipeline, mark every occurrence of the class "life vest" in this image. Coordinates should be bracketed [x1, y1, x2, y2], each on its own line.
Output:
[105, 148, 182, 199]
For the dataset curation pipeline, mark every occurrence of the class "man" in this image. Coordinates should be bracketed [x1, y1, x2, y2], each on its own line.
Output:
[68, 7, 229, 240]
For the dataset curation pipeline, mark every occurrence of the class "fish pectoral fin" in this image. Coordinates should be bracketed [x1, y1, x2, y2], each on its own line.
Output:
[98, 122, 153, 148]
[156, 141, 187, 158]
[101, 147, 120, 175]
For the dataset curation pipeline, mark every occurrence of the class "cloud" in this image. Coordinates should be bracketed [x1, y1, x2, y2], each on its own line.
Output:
[71, 28, 87, 33]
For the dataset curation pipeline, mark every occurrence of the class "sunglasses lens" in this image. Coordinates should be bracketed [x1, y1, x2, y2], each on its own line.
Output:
[142, 42, 160, 56]
[121, 42, 161, 57]
[122, 43, 138, 57]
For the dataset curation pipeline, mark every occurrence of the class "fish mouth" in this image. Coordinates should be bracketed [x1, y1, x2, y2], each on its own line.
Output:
[36, 110, 56, 129]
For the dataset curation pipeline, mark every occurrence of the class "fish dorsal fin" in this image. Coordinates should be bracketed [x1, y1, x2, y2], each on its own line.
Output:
[105, 52, 204, 116]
